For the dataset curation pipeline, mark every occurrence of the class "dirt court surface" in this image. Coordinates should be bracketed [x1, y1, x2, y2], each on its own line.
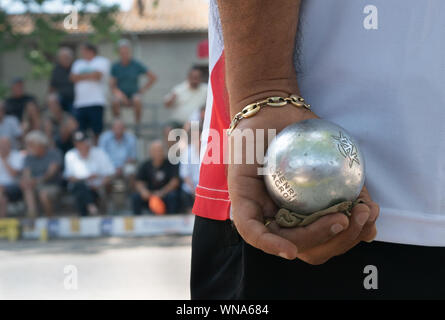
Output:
[0, 236, 192, 300]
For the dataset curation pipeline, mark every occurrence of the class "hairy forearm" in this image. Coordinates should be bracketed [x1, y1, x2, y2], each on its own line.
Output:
[159, 178, 179, 196]
[135, 181, 149, 195]
[110, 78, 119, 92]
[41, 164, 59, 183]
[164, 92, 176, 108]
[140, 72, 157, 93]
[2, 159, 18, 177]
[217, 0, 301, 117]
[184, 177, 194, 190]
[71, 72, 102, 83]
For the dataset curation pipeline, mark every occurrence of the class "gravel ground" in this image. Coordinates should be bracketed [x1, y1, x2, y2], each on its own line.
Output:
[0, 236, 192, 300]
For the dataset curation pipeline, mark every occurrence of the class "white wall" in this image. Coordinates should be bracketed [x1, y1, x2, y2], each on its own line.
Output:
[0, 32, 208, 134]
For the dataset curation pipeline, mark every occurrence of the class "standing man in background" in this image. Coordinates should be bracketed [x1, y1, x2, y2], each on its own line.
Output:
[49, 47, 75, 114]
[70, 43, 110, 142]
[110, 39, 157, 133]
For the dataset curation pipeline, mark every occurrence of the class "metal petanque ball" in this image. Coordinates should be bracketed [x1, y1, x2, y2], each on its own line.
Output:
[264, 119, 365, 215]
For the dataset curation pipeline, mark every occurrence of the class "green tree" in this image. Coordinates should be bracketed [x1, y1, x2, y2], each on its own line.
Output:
[0, 0, 121, 93]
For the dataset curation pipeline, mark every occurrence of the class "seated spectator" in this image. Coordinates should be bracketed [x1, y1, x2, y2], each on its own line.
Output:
[0, 137, 24, 217]
[132, 140, 180, 215]
[49, 47, 75, 113]
[44, 96, 78, 155]
[21, 131, 62, 218]
[110, 39, 157, 130]
[98, 119, 137, 179]
[164, 66, 207, 126]
[185, 104, 206, 132]
[163, 120, 185, 150]
[4, 78, 40, 133]
[70, 43, 110, 142]
[64, 131, 115, 216]
[0, 100, 22, 149]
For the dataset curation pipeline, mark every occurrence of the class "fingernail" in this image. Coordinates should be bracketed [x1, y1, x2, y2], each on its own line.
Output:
[356, 211, 369, 226]
[331, 223, 344, 234]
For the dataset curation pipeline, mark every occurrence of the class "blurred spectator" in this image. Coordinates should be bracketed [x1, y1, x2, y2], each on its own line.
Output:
[4, 78, 40, 133]
[110, 39, 157, 129]
[0, 100, 22, 149]
[179, 129, 200, 212]
[191, 104, 207, 123]
[98, 119, 137, 178]
[64, 131, 115, 216]
[163, 120, 184, 150]
[44, 96, 78, 155]
[132, 140, 180, 215]
[164, 66, 207, 125]
[49, 47, 75, 113]
[184, 104, 206, 132]
[21, 131, 62, 218]
[0, 137, 24, 217]
[70, 43, 110, 142]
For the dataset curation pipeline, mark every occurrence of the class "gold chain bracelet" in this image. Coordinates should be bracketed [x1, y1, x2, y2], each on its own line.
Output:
[227, 94, 311, 135]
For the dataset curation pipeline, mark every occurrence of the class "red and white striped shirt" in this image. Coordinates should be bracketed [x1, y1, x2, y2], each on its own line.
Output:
[192, 0, 231, 220]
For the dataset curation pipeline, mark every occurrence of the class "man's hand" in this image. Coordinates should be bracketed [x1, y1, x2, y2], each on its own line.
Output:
[87, 174, 98, 182]
[287, 186, 379, 264]
[152, 190, 164, 198]
[219, 0, 379, 263]
[163, 93, 176, 108]
[141, 189, 151, 201]
[139, 71, 158, 94]
[228, 106, 379, 263]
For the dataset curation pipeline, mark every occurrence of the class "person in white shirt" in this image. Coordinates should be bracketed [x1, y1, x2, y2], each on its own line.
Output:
[70, 43, 110, 142]
[164, 66, 207, 125]
[0, 101, 22, 149]
[0, 137, 24, 217]
[64, 131, 115, 216]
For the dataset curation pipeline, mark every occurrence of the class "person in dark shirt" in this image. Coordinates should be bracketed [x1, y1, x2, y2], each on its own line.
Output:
[4, 78, 40, 132]
[132, 140, 180, 215]
[49, 47, 75, 113]
[110, 39, 157, 129]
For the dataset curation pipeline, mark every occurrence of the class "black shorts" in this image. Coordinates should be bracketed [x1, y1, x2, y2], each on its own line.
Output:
[191, 215, 445, 300]
[74, 105, 104, 135]
[58, 95, 74, 114]
[2, 184, 22, 202]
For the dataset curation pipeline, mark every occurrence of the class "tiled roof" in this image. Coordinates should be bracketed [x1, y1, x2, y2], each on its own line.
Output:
[7, 0, 209, 35]
[119, 0, 209, 33]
